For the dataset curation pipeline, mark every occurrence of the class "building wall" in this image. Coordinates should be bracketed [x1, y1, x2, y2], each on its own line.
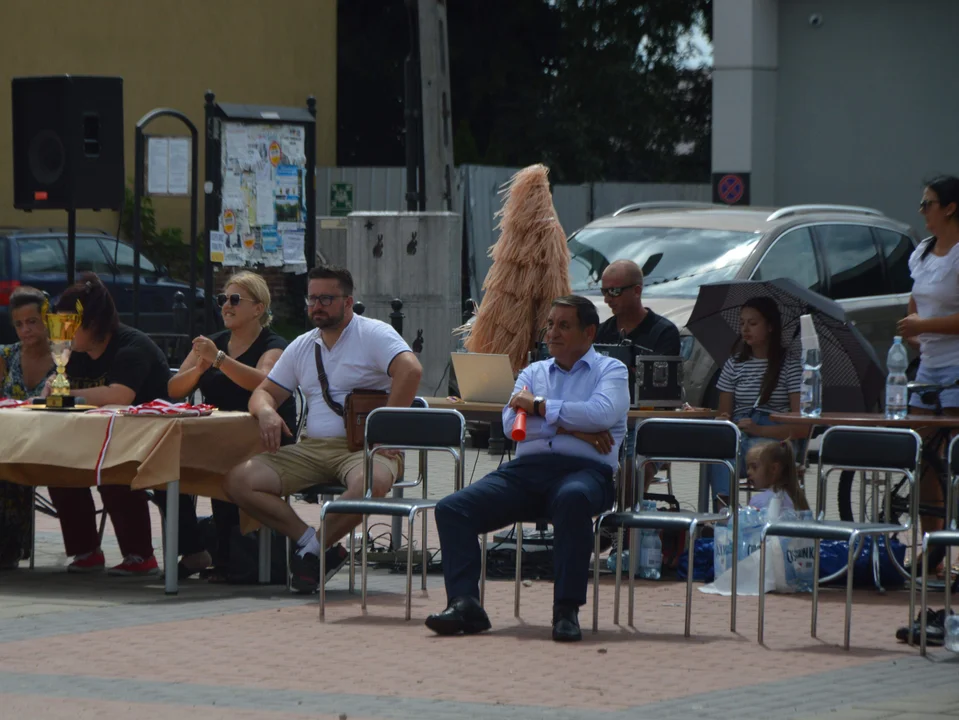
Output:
[0, 0, 336, 237]
[775, 0, 959, 233]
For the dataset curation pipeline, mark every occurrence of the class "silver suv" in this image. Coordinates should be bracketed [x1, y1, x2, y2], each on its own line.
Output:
[568, 202, 919, 407]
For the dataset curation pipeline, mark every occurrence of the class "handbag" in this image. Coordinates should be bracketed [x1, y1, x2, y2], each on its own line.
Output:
[314, 343, 388, 452]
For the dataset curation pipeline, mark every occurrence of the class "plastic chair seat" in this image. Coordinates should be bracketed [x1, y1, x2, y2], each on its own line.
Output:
[602, 510, 727, 532]
[322, 496, 438, 517]
[765, 519, 905, 543]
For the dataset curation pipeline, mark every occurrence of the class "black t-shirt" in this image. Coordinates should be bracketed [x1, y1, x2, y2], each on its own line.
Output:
[197, 327, 296, 432]
[595, 308, 681, 355]
[67, 325, 171, 405]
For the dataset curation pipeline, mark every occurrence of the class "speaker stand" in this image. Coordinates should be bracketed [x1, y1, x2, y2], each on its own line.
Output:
[66, 206, 76, 286]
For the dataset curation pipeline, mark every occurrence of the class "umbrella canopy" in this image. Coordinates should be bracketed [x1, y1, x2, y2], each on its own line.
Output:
[686, 278, 885, 412]
[458, 164, 571, 373]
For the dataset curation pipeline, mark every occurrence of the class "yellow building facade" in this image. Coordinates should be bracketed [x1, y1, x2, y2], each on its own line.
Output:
[0, 0, 336, 236]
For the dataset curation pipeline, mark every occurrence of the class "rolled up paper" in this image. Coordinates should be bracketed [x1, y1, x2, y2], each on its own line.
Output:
[511, 409, 527, 441]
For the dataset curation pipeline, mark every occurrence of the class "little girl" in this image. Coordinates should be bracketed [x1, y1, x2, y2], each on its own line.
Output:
[745, 440, 810, 512]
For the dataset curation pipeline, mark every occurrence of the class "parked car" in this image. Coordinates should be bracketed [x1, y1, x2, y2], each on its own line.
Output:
[567, 202, 919, 407]
[0, 228, 206, 347]
[456, 202, 919, 409]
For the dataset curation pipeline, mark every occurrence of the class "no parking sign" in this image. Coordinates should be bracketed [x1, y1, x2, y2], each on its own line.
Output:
[711, 172, 751, 206]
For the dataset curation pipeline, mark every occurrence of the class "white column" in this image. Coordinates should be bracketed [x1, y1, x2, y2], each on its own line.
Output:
[711, 0, 778, 205]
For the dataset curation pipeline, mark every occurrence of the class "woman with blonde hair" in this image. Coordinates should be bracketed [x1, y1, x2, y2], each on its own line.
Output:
[166, 271, 296, 581]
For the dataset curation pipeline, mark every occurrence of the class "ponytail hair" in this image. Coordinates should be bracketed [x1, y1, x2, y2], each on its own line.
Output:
[55, 273, 119, 342]
[751, 440, 810, 511]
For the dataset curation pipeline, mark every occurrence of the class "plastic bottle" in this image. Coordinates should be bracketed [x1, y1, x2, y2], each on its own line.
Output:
[606, 549, 631, 575]
[885, 337, 909, 420]
[637, 500, 662, 580]
[944, 613, 959, 653]
[799, 314, 822, 417]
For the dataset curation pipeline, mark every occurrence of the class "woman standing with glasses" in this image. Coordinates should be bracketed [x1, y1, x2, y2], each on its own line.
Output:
[896, 176, 959, 582]
[167, 271, 296, 581]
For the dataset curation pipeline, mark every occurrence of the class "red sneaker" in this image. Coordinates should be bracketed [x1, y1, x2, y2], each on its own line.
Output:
[68, 550, 106, 573]
[108, 554, 159, 576]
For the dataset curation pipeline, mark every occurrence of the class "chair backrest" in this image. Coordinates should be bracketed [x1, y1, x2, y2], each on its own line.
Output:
[818, 426, 921, 474]
[295, 395, 425, 443]
[365, 406, 464, 450]
[635, 418, 740, 463]
[949, 434, 959, 477]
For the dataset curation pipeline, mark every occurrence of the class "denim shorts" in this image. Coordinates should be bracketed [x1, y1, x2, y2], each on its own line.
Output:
[909, 363, 959, 409]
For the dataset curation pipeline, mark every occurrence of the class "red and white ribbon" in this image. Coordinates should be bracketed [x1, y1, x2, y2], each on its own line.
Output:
[0, 398, 30, 409]
[84, 400, 214, 484]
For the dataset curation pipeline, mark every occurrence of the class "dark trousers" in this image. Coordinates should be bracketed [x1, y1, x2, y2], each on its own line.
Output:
[48, 485, 153, 559]
[151, 491, 206, 558]
[435, 453, 614, 607]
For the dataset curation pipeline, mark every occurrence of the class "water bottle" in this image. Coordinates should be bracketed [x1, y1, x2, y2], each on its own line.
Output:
[944, 613, 959, 653]
[885, 337, 909, 420]
[799, 314, 822, 417]
[606, 549, 631, 575]
[638, 500, 662, 580]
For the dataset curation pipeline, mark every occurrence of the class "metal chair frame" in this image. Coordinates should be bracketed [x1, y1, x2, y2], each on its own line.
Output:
[593, 418, 741, 637]
[758, 425, 921, 650]
[284, 395, 426, 592]
[318, 407, 466, 620]
[919, 434, 959, 655]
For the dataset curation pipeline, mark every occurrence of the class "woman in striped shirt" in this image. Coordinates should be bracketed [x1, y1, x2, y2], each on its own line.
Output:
[705, 296, 803, 510]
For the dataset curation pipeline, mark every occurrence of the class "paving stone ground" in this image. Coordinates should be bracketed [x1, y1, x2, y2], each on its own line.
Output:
[1, 447, 957, 719]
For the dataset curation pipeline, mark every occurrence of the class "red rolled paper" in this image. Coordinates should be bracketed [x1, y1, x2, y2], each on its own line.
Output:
[511, 409, 527, 441]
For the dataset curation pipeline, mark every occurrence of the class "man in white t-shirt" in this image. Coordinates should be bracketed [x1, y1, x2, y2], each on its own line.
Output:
[223, 266, 422, 593]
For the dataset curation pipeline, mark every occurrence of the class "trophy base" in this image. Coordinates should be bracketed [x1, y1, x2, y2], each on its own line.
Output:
[33, 396, 83, 409]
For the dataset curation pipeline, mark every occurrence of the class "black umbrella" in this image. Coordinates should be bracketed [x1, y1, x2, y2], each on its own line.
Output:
[686, 278, 885, 412]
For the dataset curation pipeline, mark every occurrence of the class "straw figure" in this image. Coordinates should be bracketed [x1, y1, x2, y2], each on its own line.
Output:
[460, 164, 571, 374]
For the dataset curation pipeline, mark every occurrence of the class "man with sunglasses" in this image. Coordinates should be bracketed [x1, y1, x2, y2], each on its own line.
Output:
[223, 265, 422, 593]
[595, 259, 680, 511]
[595, 259, 680, 355]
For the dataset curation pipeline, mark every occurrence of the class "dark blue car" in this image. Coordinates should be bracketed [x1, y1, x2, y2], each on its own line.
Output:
[0, 228, 205, 345]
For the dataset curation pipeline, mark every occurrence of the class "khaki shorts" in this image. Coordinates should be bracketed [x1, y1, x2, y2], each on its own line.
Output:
[252, 437, 400, 496]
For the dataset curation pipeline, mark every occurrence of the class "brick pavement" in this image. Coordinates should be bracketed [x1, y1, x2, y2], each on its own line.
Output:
[2, 447, 957, 719]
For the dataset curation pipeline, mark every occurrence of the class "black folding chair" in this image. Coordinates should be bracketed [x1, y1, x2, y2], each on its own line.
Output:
[285, 396, 427, 591]
[593, 418, 740, 637]
[920, 434, 959, 655]
[318, 406, 466, 620]
[758, 425, 920, 650]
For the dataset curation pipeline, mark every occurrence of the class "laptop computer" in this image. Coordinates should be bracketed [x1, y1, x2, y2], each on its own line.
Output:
[450, 352, 516, 404]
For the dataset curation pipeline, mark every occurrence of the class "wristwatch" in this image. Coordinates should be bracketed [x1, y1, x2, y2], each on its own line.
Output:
[533, 396, 545, 417]
[213, 350, 226, 369]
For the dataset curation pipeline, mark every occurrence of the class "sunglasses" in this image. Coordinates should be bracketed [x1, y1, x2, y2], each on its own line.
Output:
[601, 284, 637, 298]
[919, 199, 940, 212]
[216, 293, 255, 307]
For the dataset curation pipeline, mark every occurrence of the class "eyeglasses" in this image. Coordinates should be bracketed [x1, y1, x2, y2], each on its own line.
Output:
[601, 284, 637, 298]
[305, 294, 345, 307]
[216, 293, 255, 307]
[920, 199, 940, 212]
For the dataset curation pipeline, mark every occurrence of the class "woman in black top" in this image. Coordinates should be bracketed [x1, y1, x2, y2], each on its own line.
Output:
[46, 274, 170, 575]
[168, 271, 294, 580]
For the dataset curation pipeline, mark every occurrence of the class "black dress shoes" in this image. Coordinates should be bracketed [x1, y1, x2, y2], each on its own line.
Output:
[552, 603, 582, 642]
[425, 596, 492, 636]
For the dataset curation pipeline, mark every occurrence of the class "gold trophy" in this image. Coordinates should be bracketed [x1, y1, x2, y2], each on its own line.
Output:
[39, 300, 83, 409]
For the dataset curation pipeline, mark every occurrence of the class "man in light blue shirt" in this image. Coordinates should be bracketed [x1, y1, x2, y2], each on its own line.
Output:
[426, 296, 629, 642]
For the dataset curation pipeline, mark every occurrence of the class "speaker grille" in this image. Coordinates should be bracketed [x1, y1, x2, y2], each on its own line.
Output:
[28, 129, 66, 185]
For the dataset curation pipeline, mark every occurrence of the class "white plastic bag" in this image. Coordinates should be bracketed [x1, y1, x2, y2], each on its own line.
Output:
[701, 493, 814, 596]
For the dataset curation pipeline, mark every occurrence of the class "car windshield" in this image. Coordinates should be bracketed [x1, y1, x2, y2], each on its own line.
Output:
[568, 226, 761, 298]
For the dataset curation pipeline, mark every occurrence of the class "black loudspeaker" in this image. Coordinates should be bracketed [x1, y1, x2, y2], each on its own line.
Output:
[11, 75, 124, 211]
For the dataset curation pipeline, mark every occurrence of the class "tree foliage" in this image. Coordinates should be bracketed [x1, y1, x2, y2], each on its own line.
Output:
[337, 0, 711, 183]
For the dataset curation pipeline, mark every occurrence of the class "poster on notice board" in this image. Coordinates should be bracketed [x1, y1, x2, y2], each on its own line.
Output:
[217, 122, 308, 270]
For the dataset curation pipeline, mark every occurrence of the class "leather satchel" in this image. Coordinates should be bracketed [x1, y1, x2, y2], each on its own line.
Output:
[314, 343, 389, 452]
